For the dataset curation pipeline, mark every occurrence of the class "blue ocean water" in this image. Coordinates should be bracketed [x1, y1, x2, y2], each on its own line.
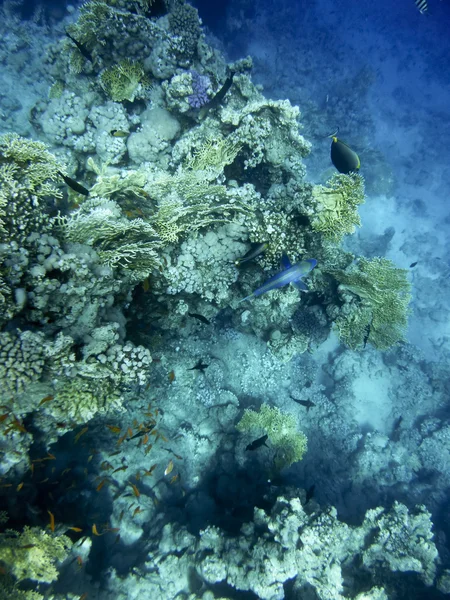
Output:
[0, 0, 449, 598]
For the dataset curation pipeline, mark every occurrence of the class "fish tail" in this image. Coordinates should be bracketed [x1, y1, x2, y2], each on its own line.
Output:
[237, 294, 252, 304]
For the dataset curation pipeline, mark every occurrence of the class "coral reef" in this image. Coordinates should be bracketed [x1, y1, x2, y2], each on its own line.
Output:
[0, 0, 428, 597]
[142, 493, 437, 600]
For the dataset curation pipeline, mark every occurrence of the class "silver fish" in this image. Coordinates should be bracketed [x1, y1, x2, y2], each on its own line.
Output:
[239, 255, 317, 303]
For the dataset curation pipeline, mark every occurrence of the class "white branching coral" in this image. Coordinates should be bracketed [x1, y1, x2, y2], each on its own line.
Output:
[57, 198, 163, 277]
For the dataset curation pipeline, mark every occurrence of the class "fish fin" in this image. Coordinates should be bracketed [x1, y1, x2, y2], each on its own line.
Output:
[280, 255, 292, 270]
[237, 294, 252, 304]
[292, 279, 309, 292]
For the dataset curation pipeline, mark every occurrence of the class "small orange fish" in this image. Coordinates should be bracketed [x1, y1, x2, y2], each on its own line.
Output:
[92, 524, 104, 536]
[79, 593, 88, 600]
[164, 460, 174, 476]
[16, 482, 24, 491]
[0, 484, 12, 488]
[133, 419, 139, 427]
[112, 465, 128, 474]
[105, 527, 120, 533]
[96, 479, 107, 492]
[160, 434, 168, 442]
[48, 510, 55, 533]
[109, 450, 121, 456]
[130, 483, 140, 498]
[142, 277, 150, 292]
[12, 416, 27, 433]
[127, 427, 133, 439]
[61, 468, 72, 476]
[39, 395, 54, 406]
[30, 463, 34, 476]
[145, 444, 153, 455]
[76, 556, 83, 569]
[143, 464, 157, 476]
[170, 474, 179, 484]
[119, 509, 125, 521]
[132, 506, 142, 517]
[135, 472, 141, 481]
[106, 425, 122, 434]
[168, 370, 175, 382]
[74, 427, 88, 444]
[101, 461, 114, 471]
[39, 478, 49, 483]
[18, 544, 36, 549]
[0, 412, 10, 422]
[69, 526, 83, 532]
[87, 455, 94, 463]
[173, 453, 183, 460]
[142, 434, 149, 445]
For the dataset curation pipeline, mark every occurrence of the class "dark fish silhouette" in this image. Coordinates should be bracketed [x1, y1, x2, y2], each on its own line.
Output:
[246, 434, 269, 451]
[328, 129, 360, 174]
[290, 396, 315, 411]
[409, 262, 418, 268]
[305, 484, 315, 504]
[66, 32, 93, 63]
[188, 312, 210, 325]
[390, 416, 403, 442]
[188, 359, 209, 373]
[200, 71, 235, 118]
[58, 171, 89, 196]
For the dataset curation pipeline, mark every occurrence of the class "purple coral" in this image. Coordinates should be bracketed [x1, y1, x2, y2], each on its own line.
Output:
[188, 70, 210, 109]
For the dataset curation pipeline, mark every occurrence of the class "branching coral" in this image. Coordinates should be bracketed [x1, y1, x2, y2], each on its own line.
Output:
[237, 403, 307, 468]
[0, 134, 62, 199]
[145, 136, 257, 244]
[58, 197, 163, 280]
[100, 60, 150, 102]
[311, 172, 365, 242]
[185, 134, 242, 175]
[0, 526, 71, 583]
[330, 257, 411, 350]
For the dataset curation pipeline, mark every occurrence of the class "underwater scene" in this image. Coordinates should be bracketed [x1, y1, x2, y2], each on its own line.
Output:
[0, 0, 449, 598]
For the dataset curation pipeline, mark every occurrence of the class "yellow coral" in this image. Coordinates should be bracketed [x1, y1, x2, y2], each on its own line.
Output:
[0, 526, 71, 583]
[100, 60, 150, 102]
[311, 172, 365, 242]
